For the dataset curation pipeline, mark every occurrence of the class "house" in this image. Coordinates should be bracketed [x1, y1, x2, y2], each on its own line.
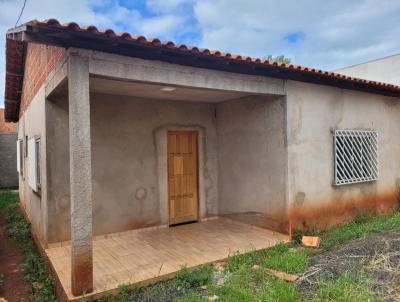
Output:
[336, 53, 400, 85]
[0, 108, 18, 188]
[4, 19, 400, 300]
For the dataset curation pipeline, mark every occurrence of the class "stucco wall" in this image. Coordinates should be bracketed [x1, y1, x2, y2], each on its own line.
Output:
[217, 95, 288, 232]
[17, 87, 48, 245]
[46, 93, 219, 243]
[0, 132, 18, 188]
[286, 80, 400, 230]
[336, 54, 400, 85]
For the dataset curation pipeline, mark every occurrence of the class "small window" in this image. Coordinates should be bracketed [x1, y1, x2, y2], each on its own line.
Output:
[17, 139, 23, 175]
[25, 135, 28, 157]
[333, 130, 378, 185]
[27, 137, 41, 192]
[35, 138, 41, 189]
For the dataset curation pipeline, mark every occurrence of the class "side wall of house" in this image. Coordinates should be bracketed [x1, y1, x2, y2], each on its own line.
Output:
[217, 95, 289, 233]
[286, 80, 400, 230]
[46, 93, 219, 243]
[16, 42, 66, 246]
[18, 87, 48, 245]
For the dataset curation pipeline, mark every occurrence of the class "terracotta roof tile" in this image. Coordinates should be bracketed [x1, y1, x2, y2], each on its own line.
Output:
[4, 18, 400, 122]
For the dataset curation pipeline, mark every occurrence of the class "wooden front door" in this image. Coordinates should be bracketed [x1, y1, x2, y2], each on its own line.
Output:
[167, 131, 199, 225]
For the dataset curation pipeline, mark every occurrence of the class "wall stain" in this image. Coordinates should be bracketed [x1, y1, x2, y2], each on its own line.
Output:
[71, 251, 93, 296]
[289, 189, 399, 234]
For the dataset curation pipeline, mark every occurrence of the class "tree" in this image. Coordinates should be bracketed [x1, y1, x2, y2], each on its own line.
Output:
[265, 55, 291, 64]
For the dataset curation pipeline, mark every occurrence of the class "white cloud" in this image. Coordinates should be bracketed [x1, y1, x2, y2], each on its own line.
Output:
[193, 0, 400, 70]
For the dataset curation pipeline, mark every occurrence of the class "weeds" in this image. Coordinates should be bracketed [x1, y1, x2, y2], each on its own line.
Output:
[0, 190, 57, 301]
[311, 274, 377, 302]
[264, 243, 309, 274]
[321, 211, 400, 250]
[175, 265, 213, 289]
[292, 229, 303, 245]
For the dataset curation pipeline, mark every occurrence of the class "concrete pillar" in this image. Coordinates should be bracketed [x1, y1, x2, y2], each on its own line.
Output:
[68, 53, 93, 295]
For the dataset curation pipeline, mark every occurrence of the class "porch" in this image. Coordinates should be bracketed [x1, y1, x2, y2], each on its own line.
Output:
[43, 48, 289, 298]
[46, 218, 288, 301]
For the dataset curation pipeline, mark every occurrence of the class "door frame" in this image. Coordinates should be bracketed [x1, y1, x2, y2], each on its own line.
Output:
[167, 130, 199, 225]
[156, 126, 207, 226]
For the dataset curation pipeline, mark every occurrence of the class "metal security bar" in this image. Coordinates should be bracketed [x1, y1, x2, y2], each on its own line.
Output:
[334, 130, 378, 185]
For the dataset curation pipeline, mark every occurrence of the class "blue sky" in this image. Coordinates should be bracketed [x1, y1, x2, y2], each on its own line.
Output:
[1, 0, 400, 107]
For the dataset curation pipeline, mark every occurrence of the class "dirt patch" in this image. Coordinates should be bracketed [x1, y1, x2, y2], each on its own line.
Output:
[0, 213, 30, 301]
[297, 229, 400, 301]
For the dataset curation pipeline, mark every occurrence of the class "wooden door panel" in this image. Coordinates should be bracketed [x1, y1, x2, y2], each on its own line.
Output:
[168, 131, 198, 225]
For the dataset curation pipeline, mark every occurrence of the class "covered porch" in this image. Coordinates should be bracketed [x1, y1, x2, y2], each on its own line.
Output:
[44, 48, 288, 299]
[46, 218, 288, 300]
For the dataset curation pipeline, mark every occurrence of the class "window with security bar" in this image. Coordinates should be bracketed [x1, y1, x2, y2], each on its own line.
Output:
[333, 130, 378, 185]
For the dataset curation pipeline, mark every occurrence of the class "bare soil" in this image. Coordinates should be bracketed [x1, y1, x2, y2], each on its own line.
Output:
[0, 213, 30, 301]
[297, 230, 400, 301]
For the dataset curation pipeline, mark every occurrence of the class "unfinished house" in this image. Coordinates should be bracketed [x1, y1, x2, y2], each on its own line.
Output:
[4, 19, 400, 300]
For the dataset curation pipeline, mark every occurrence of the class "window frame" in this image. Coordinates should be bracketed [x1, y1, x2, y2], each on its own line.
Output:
[333, 129, 378, 186]
[17, 139, 23, 175]
[35, 138, 41, 190]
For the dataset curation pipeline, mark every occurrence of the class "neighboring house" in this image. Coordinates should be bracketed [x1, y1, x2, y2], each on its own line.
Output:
[4, 19, 400, 299]
[0, 108, 18, 188]
[336, 53, 400, 85]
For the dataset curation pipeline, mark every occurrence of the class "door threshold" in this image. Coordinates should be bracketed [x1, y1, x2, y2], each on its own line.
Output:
[169, 220, 198, 227]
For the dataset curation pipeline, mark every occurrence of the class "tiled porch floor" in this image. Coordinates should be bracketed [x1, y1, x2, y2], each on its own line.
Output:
[45, 218, 289, 300]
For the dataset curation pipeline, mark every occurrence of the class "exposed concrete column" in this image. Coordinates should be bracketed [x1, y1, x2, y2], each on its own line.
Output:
[68, 53, 93, 295]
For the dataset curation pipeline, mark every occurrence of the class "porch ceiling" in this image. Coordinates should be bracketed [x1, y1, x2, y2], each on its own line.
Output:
[89, 77, 254, 103]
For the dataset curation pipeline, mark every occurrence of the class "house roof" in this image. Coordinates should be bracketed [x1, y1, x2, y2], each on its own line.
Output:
[4, 18, 400, 122]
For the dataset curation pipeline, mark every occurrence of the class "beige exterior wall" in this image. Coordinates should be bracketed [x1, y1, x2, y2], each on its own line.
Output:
[286, 80, 400, 230]
[336, 54, 400, 85]
[46, 93, 219, 243]
[217, 95, 289, 232]
[17, 87, 49, 245]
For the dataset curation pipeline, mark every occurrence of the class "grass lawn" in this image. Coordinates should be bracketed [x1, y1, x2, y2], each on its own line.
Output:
[1, 190, 399, 302]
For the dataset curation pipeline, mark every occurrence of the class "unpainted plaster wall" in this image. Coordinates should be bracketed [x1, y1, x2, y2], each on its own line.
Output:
[286, 80, 400, 229]
[17, 87, 48, 245]
[217, 96, 288, 232]
[46, 93, 219, 243]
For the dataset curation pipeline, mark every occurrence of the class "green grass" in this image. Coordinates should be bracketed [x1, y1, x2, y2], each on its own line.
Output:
[95, 265, 213, 302]
[311, 274, 377, 302]
[320, 211, 400, 250]
[166, 209, 399, 302]
[176, 265, 213, 288]
[226, 243, 308, 274]
[0, 190, 57, 302]
[264, 243, 309, 274]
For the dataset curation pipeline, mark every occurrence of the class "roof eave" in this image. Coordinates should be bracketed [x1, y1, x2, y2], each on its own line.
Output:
[4, 20, 400, 122]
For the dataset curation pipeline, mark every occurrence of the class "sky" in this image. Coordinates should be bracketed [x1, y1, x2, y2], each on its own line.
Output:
[1, 0, 400, 107]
